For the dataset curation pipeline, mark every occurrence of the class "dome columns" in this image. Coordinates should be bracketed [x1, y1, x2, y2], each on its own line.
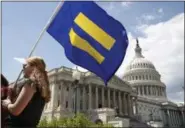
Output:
[135, 85, 166, 98]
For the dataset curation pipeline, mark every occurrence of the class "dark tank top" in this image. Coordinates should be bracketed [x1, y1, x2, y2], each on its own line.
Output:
[5, 79, 45, 127]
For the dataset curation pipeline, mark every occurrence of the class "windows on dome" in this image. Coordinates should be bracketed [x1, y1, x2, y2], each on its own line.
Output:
[144, 86, 146, 95]
[148, 87, 151, 95]
[66, 101, 68, 108]
[140, 87, 142, 95]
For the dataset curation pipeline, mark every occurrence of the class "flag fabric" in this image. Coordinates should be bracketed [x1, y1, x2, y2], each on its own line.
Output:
[47, 1, 128, 85]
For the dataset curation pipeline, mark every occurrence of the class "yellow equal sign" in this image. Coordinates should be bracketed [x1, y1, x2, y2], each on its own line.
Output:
[69, 28, 105, 64]
[74, 12, 115, 50]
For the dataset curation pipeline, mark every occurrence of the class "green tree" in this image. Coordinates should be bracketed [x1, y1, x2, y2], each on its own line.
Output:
[37, 113, 113, 127]
[48, 116, 58, 127]
[38, 116, 48, 127]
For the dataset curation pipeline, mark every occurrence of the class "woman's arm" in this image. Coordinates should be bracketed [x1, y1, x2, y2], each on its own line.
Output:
[4, 83, 36, 116]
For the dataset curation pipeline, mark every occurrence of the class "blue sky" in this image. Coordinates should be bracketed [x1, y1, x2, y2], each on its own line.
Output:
[2, 1, 184, 102]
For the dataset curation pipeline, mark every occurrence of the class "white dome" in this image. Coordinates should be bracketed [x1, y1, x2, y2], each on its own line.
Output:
[122, 38, 167, 101]
[126, 57, 155, 72]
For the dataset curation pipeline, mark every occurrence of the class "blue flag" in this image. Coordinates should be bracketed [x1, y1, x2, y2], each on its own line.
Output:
[47, 1, 128, 85]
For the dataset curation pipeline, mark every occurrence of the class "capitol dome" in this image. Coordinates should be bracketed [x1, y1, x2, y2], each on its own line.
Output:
[126, 57, 155, 71]
[123, 39, 167, 101]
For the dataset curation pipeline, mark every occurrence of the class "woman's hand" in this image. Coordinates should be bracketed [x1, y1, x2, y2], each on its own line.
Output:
[2, 98, 12, 108]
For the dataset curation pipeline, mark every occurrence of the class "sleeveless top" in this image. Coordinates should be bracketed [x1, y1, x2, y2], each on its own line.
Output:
[5, 78, 45, 127]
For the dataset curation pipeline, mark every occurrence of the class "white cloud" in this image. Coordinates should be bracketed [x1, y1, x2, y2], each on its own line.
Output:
[137, 8, 165, 24]
[141, 14, 155, 21]
[158, 8, 163, 14]
[136, 24, 149, 32]
[121, 1, 132, 7]
[116, 13, 184, 103]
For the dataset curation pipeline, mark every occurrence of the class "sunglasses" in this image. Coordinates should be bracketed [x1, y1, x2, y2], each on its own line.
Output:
[23, 64, 27, 69]
[23, 63, 33, 69]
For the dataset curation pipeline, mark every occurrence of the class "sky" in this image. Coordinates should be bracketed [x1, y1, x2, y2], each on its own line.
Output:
[1, 1, 184, 103]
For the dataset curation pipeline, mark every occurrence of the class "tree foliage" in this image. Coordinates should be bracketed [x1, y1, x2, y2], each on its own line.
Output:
[37, 113, 113, 127]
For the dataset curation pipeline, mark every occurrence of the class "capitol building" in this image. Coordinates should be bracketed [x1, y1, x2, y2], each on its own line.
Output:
[42, 39, 185, 128]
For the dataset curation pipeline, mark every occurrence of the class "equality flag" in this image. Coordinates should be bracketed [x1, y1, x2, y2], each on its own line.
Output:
[47, 1, 128, 85]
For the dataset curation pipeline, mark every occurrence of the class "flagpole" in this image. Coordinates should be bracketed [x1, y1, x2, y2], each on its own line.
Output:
[13, 1, 64, 88]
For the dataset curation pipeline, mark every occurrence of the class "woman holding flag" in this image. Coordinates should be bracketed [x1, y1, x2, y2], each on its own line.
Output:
[1, 74, 9, 100]
[2, 56, 51, 127]
[1, 74, 10, 128]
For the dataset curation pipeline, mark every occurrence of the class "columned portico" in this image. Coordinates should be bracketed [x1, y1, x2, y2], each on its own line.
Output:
[82, 86, 86, 111]
[123, 92, 127, 115]
[59, 82, 65, 110]
[108, 89, 111, 108]
[101, 87, 105, 108]
[181, 110, 185, 126]
[95, 86, 99, 108]
[68, 84, 73, 111]
[113, 89, 116, 107]
[76, 87, 80, 112]
[88, 85, 92, 110]
[167, 109, 172, 126]
[118, 91, 122, 114]
[69, 83, 134, 117]
[130, 96, 134, 116]
[127, 94, 131, 116]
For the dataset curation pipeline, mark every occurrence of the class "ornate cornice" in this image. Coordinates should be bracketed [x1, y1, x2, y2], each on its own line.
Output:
[123, 68, 160, 77]
[47, 67, 132, 92]
[129, 80, 166, 87]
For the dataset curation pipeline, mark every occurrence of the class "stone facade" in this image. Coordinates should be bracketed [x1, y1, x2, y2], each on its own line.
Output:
[41, 39, 184, 128]
[43, 67, 137, 121]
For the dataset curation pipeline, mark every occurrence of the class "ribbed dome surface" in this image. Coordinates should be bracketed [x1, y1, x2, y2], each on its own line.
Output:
[126, 57, 155, 71]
